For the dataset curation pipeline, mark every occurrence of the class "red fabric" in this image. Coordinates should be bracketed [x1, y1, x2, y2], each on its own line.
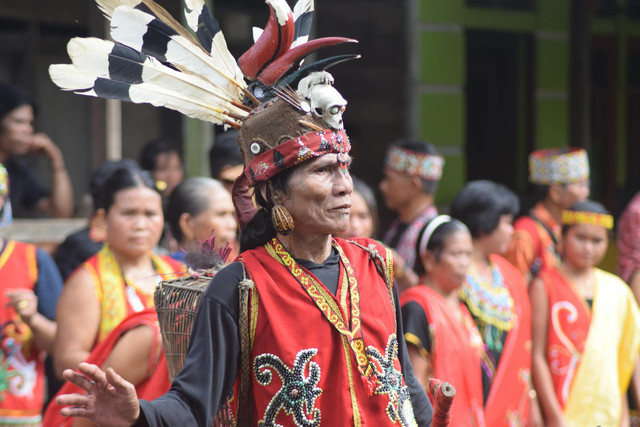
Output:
[400, 286, 485, 427]
[617, 191, 640, 283]
[233, 237, 413, 425]
[43, 309, 171, 427]
[506, 203, 559, 277]
[0, 241, 46, 423]
[483, 255, 532, 426]
[538, 267, 590, 409]
[245, 129, 350, 185]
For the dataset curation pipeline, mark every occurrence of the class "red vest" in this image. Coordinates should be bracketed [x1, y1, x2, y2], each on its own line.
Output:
[0, 241, 45, 425]
[234, 237, 417, 426]
[400, 286, 485, 426]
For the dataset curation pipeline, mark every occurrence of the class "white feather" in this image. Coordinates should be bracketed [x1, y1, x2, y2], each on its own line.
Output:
[183, 0, 245, 84]
[252, 27, 263, 43]
[183, 0, 203, 34]
[50, 37, 247, 124]
[110, 6, 246, 97]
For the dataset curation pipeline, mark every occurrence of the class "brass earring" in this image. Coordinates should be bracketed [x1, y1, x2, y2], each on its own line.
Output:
[270, 184, 294, 235]
[271, 203, 294, 235]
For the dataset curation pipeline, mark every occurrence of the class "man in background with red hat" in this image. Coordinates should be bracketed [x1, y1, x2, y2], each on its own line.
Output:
[505, 147, 590, 282]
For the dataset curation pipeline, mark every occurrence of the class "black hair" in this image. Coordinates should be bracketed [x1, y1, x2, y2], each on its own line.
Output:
[90, 159, 139, 211]
[100, 165, 160, 212]
[351, 175, 379, 238]
[450, 180, 519, 238]
[209, 129, 243, 179]
[561, 200, 612, 237]
[389, 138, 441, 195]
[166, 177, 225, 243]
[239, 168, 295, 252]
[138, 137, 181, 172]
[0, 83, 36, 123]
[413, 218, 469, 276]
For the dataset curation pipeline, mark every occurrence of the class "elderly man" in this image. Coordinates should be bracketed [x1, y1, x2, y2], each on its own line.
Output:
[50, 0, 433, 425]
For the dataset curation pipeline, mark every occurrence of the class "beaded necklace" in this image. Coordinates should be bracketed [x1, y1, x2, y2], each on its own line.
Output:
[459, 262, 515, 355]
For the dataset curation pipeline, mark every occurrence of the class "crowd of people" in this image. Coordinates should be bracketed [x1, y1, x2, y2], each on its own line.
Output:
[1, 0, 639, 424]
[1, 76, 639, 426]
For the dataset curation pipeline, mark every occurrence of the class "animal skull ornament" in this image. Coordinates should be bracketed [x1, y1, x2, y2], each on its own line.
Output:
[297, 71, 347, 130]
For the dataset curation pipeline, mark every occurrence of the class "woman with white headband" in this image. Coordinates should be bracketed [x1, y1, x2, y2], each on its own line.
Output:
[400, 215, 485, 426]
[450, 180, 541, 426]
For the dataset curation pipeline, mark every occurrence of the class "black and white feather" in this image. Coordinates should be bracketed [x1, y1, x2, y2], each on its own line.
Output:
[50, 0, 249, 127]
[292, 0, 314, 48]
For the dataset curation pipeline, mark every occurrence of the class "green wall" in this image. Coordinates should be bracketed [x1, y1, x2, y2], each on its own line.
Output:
[414, 0, 634, 205]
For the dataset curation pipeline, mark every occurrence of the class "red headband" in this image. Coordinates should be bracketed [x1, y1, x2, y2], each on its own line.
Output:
[245, 129, 350, 186]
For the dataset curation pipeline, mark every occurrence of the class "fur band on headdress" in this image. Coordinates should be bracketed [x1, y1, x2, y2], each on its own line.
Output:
[529, 147, 589, 185]
[385, 146, 444, 181]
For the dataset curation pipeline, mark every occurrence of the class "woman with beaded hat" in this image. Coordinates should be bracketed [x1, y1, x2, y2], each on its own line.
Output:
[450, 180, 541, 426]
[505, 147, 590, 282]
[49, 0, 433, 425]
[530, 200, 640, 427]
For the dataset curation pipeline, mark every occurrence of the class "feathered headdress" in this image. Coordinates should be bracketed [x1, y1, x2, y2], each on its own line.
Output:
[50, 0, 358, 225]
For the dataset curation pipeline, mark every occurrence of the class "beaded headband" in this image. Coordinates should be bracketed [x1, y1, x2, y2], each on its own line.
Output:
[245, 129, 350, 186]
[385, 146, 444, 181]
[418, 215, 452, 260]
[561, 210, 614, 230]
[529, 147, 589, 185]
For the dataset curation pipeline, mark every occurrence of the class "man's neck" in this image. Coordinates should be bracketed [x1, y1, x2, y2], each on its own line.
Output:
[397, 194, 434, 224]
[542, 198, 563, 225]
[278, 232, 332, 264]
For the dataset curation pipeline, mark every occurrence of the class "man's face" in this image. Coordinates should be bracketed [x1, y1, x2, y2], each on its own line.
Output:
[379, 167, 417, 212]
[560, 179, 590, 209]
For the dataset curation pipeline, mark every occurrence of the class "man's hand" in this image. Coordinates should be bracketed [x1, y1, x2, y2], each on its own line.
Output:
[57, 362, 141, 427]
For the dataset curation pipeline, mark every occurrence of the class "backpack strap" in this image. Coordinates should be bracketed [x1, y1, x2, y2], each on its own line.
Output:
[237, 262, 255, 427]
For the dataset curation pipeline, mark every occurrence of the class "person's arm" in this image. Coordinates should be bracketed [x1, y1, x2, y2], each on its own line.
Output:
[5, 248, 63, 354]
[400, 301, 432, 391]
[394, 286, 433, 426]
[30, 132, 73, 218]
[529, 276, 566, 427]
[504, 228, 535, 283]
[6, 289, 57, 354]
[54, 267, 101, 378]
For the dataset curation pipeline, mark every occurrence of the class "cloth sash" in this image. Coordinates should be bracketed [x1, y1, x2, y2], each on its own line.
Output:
[400, 286, 485, 426]
[235, 237, 417, 426]
[42, 309, 170, 427]
[0, 241, 45, 425]
[483, 255, 532, 427]
[82, 245, 184, 343]
[544, 267, 640, 426]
